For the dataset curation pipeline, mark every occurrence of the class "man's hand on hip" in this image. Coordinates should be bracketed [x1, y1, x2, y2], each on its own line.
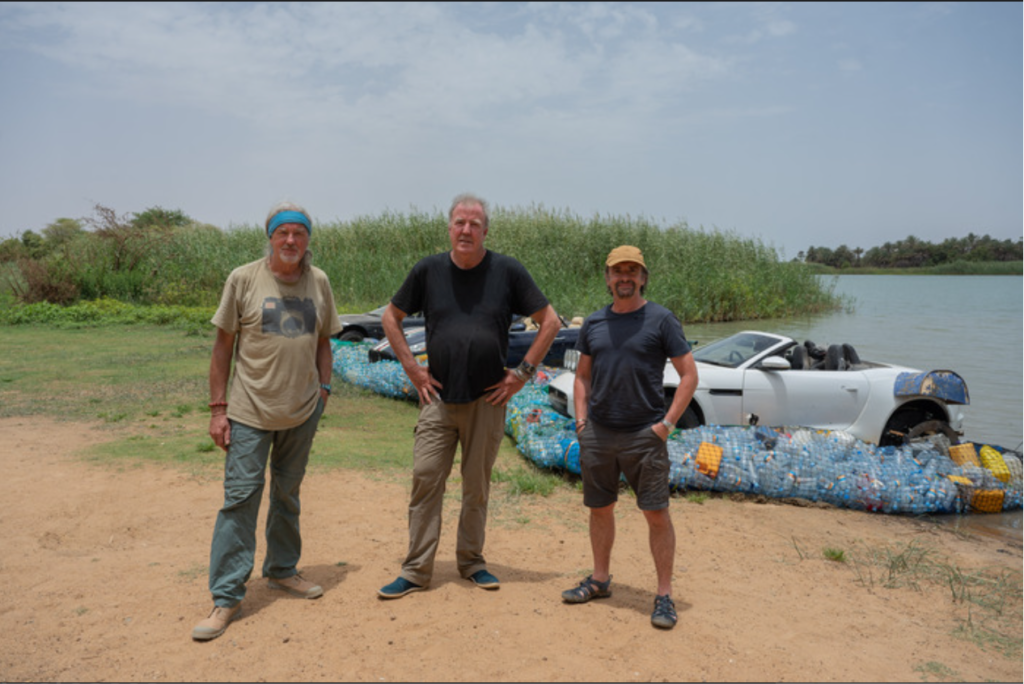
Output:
[485, 370, 526, 407]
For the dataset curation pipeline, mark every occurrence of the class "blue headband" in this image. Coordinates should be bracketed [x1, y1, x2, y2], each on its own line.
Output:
[267, 211, 312, 238]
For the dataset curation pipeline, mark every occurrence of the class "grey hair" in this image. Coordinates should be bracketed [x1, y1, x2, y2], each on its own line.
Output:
[448, 193, 489, 228]
[264, 200, 313, 273]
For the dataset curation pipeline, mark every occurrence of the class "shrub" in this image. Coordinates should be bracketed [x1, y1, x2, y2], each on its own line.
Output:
[9, 256, 79, 305]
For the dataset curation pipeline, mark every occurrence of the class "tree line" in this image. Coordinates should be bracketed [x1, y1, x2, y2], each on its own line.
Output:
[799, 234, 1022, 269]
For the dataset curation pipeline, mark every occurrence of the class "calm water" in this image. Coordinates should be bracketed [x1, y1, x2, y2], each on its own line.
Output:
[683, 274, 1023, 540]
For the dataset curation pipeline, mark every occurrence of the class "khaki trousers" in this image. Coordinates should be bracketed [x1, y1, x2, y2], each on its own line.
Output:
[400, 396, 505, 586]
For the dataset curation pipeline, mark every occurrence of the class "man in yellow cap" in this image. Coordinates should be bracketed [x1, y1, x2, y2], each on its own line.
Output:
[561, 245, 698, 630]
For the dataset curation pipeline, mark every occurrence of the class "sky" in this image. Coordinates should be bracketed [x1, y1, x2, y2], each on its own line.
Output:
[0, 1, 1020, 256]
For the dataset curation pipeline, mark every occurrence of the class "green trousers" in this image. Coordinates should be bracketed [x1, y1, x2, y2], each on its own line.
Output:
[207, 399, 323, 607]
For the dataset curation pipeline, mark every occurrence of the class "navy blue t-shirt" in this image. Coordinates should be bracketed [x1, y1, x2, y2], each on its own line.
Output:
[576, 302, 690, 431]
[392, 250, 549, 403]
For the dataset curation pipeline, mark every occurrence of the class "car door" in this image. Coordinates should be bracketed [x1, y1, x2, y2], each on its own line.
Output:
[740, 366, 871, 432]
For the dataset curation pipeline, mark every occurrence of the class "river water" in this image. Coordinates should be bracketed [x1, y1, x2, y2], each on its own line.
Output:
[683, 274, 1022, 541]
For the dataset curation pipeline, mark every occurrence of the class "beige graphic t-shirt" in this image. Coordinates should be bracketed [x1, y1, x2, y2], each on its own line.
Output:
[211, 259, 343, 431]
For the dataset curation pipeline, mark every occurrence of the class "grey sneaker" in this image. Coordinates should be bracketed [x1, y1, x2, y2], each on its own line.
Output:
[192, 603, 242, 641]
[651, 594, 677, 630]
[268, 573, 323, 599]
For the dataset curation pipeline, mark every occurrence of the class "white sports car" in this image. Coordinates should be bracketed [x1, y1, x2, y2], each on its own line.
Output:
[547, 330, 970, 447]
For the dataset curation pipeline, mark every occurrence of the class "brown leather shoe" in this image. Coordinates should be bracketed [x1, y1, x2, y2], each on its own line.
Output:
[191, 604, 241, 641]
[268, 573, 323, 599]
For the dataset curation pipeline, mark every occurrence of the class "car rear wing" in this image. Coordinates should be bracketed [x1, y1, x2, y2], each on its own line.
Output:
[894, 370, 970, 405]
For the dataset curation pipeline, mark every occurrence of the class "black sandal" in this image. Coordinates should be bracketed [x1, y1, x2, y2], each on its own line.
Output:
[561, 574, 612, 604]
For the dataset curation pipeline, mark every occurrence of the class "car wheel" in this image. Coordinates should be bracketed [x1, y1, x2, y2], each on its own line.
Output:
[904, 420, 960, 444]
[675, 406, 701, 430]
[880, 407, 952, 447]
[339, 330, 365, 342]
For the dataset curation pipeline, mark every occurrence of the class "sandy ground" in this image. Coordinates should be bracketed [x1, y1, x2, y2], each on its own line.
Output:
[0, 416, 1020, 683]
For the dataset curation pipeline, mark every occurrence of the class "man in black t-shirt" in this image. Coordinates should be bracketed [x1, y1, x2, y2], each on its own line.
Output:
[377, 193, 560, 599]
[560, 245, 698, 630]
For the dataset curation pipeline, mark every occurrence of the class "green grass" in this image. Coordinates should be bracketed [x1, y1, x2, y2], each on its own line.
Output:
[0, 323, 569, 497]
[491, 462, 562, 497]
[822, 547, 847, 563]
[0, 325, 212, 422]
[842, 539, 1022, 659]
[912, 661, 963, 682]
[176, 562, 207, 583]
[683, 491, 710, 505]
[785, 536, 1022, 665]
[0, 324, 419, 470]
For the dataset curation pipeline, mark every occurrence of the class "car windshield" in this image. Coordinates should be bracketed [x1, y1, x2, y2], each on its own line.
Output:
[692, 332, 782, 368]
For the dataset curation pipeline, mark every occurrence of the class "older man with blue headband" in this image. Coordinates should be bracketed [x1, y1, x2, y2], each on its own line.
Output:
[193, 201, 342, 641]
[266, 209, 311, 238]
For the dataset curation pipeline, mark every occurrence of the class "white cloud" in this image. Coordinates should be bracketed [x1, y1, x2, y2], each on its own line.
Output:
[0, 1, 731, 138]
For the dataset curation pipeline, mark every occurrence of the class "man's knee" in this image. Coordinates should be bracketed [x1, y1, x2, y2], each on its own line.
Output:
[222, 482, 264, 510]
[642, 507, 673, 529]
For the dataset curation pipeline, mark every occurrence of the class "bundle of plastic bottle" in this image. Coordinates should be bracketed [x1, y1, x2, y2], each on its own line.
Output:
[504, 381, 578, 471]
[663, 425, 973, 514]
[331, 340, 418, 400]
[1001, 452, 1024, 510]
[331, 345, 1021, 514]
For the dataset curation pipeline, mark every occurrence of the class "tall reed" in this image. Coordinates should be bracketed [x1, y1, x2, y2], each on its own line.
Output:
[8, 206, 840, 323]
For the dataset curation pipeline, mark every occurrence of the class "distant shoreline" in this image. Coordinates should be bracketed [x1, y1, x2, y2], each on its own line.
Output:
[802, 261, 1022, 276]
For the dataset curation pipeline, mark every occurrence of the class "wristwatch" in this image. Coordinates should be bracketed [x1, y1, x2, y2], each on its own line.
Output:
[514, 360, 537, 381]
[320, 383, 332, 395]
[660, 418, 674, 430]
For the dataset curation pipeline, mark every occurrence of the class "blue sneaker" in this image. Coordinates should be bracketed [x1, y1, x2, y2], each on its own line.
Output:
[377, 576, 424, 599]
[467, 569, 500, 590]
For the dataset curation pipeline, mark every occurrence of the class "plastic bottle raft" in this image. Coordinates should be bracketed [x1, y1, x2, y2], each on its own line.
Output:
[332, 340, 1022, 515]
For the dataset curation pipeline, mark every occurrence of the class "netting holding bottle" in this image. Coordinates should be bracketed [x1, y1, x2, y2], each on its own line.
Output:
[333, 340, 1022, 515]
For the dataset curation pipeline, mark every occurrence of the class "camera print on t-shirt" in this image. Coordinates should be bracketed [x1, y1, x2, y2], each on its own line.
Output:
[261, 296, 317, 338]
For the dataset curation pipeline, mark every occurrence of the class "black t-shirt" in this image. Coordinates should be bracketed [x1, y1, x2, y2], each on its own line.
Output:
[391, 250, 549, 403]
[576, 302, 691, 431]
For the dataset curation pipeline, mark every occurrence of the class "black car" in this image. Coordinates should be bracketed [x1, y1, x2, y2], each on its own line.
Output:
[367, 318, 580, 368]
[335, 305, 425, 342]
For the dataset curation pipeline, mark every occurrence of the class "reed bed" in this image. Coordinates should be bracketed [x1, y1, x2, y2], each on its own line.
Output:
[6, 206, 839, 323]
